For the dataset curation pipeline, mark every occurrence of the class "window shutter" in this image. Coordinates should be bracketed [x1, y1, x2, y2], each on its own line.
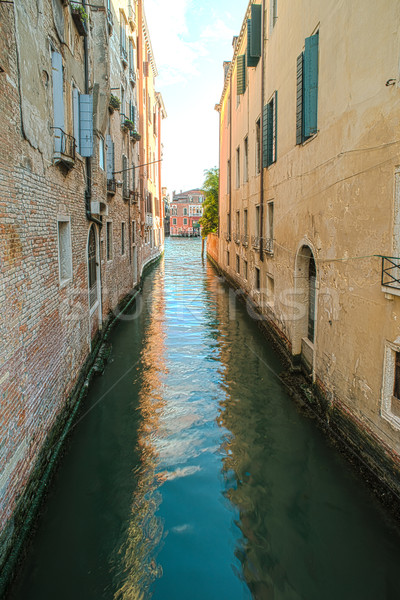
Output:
[143, 61, 149, 77]
[250, 4, 262, 58]
[296, 52, 304, 144]
[132, 105, 138, 130]
[122, 154, 128, 196]
[304, 33, 319, 138]
[72, 87, 80, 153]
[51, 51, 64, 153]
[106, 134, 114, 180]
[237, 54, 246, 95]
[247, 20, 259, 67]
[79, 94, 93, 157]
[267, 100, 274, 166]
[262, 103, 268, 168]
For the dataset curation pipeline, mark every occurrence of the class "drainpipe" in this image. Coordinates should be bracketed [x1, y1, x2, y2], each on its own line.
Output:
[83, 0, 102, 228]
[259, 0, 265, 262]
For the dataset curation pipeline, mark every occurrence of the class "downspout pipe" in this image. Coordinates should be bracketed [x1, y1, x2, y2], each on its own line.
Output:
[259, 0, 265, 262]
[83, 0, 102, 228]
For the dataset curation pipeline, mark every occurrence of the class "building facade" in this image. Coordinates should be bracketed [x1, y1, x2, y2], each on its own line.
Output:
[0, 0, 165, 583]
[214, 0, 400, 500]
[170, 189, 204, 237]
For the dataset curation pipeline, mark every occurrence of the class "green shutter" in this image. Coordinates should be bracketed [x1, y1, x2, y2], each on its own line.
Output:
[262, 103, 269, 168]
[273, 90, 277, 163]
[237, 54, 246, 95]
[247, 20, 259, 67]
[304, 33, 319, 137]
[250, 4, 262, 58]
[296, 52, 304, 144]
[267, 100, 274, 166]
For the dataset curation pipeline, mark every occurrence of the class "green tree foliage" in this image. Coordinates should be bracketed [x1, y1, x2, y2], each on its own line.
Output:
[199, 167, 219, 238]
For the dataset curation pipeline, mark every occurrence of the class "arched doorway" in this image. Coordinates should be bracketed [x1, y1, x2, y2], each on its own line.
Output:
[88, 225, 98, 309]
[293, 245, 317, 374]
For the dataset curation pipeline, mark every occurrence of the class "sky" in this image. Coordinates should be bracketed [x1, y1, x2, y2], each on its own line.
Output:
[144, 0, 247, 196]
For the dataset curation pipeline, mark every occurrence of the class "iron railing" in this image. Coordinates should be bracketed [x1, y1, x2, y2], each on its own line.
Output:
[107, 9, 113, 30]
[52, 127, 76, 163]
[129, 69, 136, 85]
[120, 45, 128, 64]
[382, 256, 400, 290]
[107, 178, 116, 195]
[224, 231, 231, 241]
[241, 233, 249, 246]
[233, 230, 240, 244]
[251, 235, 260, 250]
[262, 237, 274, 255]
[128, 3, 136, 24]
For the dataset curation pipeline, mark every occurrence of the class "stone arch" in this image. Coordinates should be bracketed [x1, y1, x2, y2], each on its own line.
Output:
[292, 243, 318, 374]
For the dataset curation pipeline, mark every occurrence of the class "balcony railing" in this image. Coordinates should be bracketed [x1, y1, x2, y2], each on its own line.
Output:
[107, 177, 116, 195]
[129, 68, 136, 86]
[107, 8, 113, 32]
[382, 256, 400, 290]
[241, 233, 249, 247]
[233, 230, 240, 244]
[52, 127, 75, 167]
[128, 3, 136, 26]
[251, 235, 260, 250]
[145, 213, 153, 226]
[224, 231, 230, 241]
[262, 237, 274, 255]
[120, 45, 128, 65]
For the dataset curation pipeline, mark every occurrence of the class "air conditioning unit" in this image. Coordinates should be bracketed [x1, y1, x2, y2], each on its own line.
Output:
[91, 201, 108, 216]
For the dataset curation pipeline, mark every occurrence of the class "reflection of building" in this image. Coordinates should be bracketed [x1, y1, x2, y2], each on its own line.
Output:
[162, 187, 170, 237]
[214, 0, 400, 499]
[0, 0, 165, 578]
[170, 189, 204, 237]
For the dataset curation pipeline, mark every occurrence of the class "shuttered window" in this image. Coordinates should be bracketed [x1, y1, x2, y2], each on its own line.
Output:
[79, 94, 93, 156]
[250, 4, 262, 57]
[52, 50, 64, 153]
[106, 134, 114, 180]
[72, 86, 80, 153]
[263, 91, 277, 168]
[122, 154, 128, 197]
[237, 54, 246, 95]
[296, 33, 319, 144]
[247, 20, 259, 67]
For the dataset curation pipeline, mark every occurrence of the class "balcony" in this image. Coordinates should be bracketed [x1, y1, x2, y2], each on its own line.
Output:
[107, 178, 116, 195]
[52, 127, 75, 169]
[71, 4, 88, 36]
[145, 213, 153, 227]
[129, 68, 136, 86]
[233, 230, 240, 244]
[120, 45, 128, 66]
[241, 233, 249, 247]
[251, 235, 260, 250]
[382, 256, 400, 292]
[128, 3, 136, 28]
[262, 237, 274, 255]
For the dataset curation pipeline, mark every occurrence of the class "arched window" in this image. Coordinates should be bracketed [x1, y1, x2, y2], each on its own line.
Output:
[308, 256, 316, 342]
[88, 226, 97, 308]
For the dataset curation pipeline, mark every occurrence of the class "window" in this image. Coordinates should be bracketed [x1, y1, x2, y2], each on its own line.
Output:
[72, 84, 80, 153]
[236, 254, 240, 274]
[266, 201, 274, 253]
[255, 267, 260, 290]
[243, 259, 248, 280]
[296, 33, 319, 144]
[183, 207, 187, 216]
[183, 218, 187, 225]
[244, 209, 248, 234]
[99, 137, 105, 170]
[263, 91, 277, 167]
[132, 220, 136, 244]
[244, 136, 248, 182]
[256, 118, 261, 174]
[121, 222, 125, 255]
[122, 154, 128, 199]
[255, 205, 260, 236]
[266, 274, 275, 307]
[237, 54, 246, 96]
[88, 226, 98, 308]
[227, 250, 230, 266]
[106, 221, 113, 261]
[236, 210, 240, 234]
[120, 12, 127, 56]
[308, 257, 316, 342]
[173, 218, 177, 225]
[51, 50, 65, 153]
[236, 146, 240, 188]
[394, 352, 400, 401]
[57, 219, 72, 284]
[382, 344, 400, 429]
[227, 160, 231, 193]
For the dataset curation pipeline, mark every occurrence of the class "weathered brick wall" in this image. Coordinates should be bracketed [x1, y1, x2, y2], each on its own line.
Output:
[207, 233, 219, 264]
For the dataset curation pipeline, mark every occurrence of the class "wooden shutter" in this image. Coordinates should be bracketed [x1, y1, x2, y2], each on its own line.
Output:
[262, 103, 268, 168]
[143, 61, 149, 77]
[79, 94, 93, 157]
[237, 54, 246, 95]
[247, 20, 259, 67]
[72, 87, 80, 153]
[122, 154, 128, 197]
[296, 52, 304, 144]
[106, 134, 114, 180]
[304, 33, 319, 138]
[250, 4, 262, 58]
[51, 51, 64, 153]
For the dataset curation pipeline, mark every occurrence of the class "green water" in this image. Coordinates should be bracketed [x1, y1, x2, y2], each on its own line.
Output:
[9, 238, 400, 599]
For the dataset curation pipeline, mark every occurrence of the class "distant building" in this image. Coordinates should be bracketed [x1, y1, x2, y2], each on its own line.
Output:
[162, 187, 170, 236]
[170, 189, 204, 237]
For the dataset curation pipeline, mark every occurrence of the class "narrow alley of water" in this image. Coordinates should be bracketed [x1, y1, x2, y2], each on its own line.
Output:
[9, 238, 400, 600]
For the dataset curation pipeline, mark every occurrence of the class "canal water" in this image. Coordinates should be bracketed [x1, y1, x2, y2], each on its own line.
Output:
[9, 238, 400, 599]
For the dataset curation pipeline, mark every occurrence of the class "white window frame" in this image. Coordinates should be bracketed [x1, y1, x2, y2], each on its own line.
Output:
[381, 339, 400, 430]
[57, 216, 73, 287]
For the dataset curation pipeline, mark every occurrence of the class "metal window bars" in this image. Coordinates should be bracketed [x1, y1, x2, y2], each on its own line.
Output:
[262, 237, 274, 255]
[52, 127, 76, 164]
[251, 235, 260, 249]
[381, 256, 400, 290]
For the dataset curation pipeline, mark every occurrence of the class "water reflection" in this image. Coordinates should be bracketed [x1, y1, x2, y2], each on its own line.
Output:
[113, 262, 167, 599]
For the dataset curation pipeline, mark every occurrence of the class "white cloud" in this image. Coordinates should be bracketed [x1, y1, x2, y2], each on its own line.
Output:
[201, 18, 235, 42]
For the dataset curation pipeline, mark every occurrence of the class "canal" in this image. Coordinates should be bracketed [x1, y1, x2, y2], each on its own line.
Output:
[9, 238, 400, 599]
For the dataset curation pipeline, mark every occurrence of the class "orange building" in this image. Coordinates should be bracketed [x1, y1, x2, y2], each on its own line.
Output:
[170, 189, 204, 237]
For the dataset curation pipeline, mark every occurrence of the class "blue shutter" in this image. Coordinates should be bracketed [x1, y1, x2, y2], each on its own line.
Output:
[79, 94, 93, 157]
[106, 134, 114, 180]
[262, 103, 269, 168]
[237, 54, 246, 95]
[250, 4, 262, 58]
[51, 51, 64, 153]
[304, 33, 319, 138]
[296, 52, 304, 144]
[247, 20, 259, 67]
[72, 87, 80, 153]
